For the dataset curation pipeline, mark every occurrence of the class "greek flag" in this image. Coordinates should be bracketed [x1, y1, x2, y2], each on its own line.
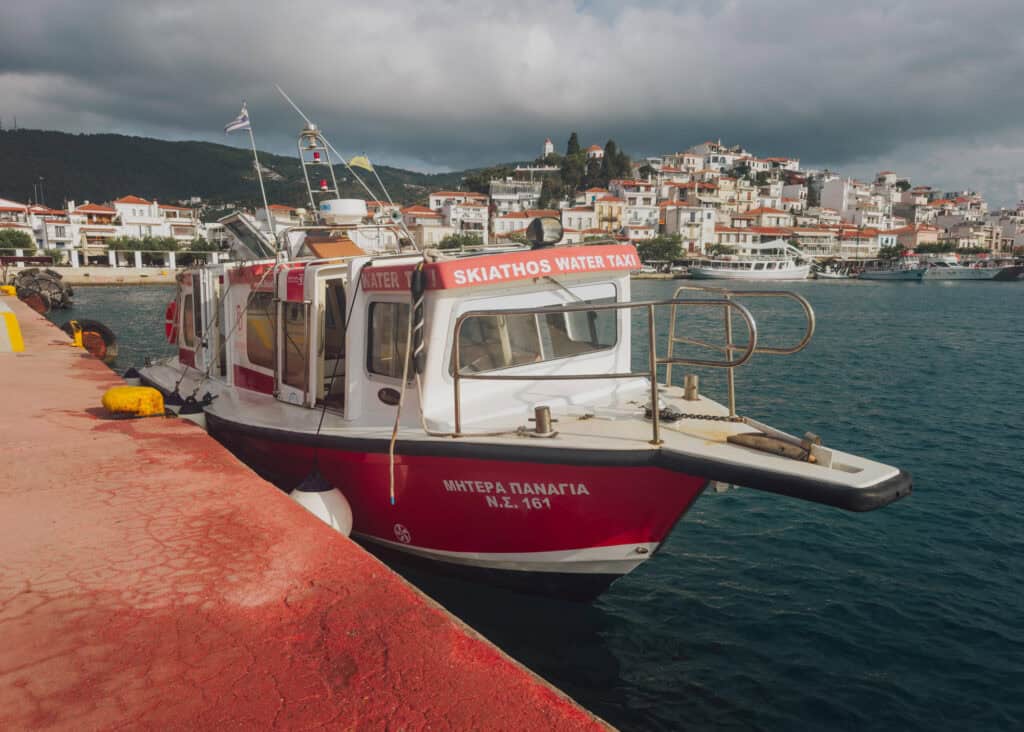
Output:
[225, 103, 250, 134]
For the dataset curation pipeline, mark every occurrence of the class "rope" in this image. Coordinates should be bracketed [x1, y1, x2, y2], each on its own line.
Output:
[386, 261, 424, 506]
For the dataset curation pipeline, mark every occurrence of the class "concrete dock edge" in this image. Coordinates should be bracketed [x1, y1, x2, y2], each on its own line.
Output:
[0, 296, 609, 730]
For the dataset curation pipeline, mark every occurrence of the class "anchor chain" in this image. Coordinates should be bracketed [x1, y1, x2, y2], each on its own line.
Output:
[644, 405, 744, 423]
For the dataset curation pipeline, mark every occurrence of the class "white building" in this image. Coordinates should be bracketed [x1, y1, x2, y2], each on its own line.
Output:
[561, 206, 598, 232]
[543, 137, 554, 157]
[112, 195, 204, 244]
[489, 179, 542, 214]
[492, 209, 559, 238]
[662, 203, 716, 254]
[586, 144, 604, 160]
[428, 190, 489, 212]
[445, 201, 489, 244]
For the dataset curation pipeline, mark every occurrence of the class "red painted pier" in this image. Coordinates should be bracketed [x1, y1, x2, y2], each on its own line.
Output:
[0, 296, 607, 730]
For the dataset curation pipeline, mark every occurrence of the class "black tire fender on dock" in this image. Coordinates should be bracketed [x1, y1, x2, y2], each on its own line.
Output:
[61, 319, 119, 365]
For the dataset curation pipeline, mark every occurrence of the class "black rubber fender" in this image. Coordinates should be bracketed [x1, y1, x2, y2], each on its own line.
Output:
[61, 319, 118, 365]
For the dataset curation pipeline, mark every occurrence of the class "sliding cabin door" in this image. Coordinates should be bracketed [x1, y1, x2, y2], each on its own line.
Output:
[317, 277, 347, 409]
[276, 266, 312, 407]
[273, 267, 349, 410]
[177, 272, 212, 371]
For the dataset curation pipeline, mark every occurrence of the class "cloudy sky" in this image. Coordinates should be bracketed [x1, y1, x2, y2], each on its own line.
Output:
[1, 0, 1022, 205]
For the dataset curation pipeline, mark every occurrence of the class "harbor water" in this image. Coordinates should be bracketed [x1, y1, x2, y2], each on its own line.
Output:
[53, 281, 1024, 730]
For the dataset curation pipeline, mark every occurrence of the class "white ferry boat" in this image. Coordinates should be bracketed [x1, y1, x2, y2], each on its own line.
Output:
[690, 240, 810, 281]
[139, 124, 910, 599]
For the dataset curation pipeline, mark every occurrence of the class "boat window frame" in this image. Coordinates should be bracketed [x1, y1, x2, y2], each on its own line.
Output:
[366, 299, 413, 382]
[245, 290, 277, 371]
[448, 281, 620, 377]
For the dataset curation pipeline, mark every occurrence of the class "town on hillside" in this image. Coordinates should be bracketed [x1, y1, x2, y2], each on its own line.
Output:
[2, 134, 1023, 265]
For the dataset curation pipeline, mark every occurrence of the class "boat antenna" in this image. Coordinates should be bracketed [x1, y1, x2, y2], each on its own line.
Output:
[275, 84, 420, 250]
[275, 85, 384, 207]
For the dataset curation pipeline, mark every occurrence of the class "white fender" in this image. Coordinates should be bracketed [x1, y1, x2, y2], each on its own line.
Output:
[291, 483, 353, 536]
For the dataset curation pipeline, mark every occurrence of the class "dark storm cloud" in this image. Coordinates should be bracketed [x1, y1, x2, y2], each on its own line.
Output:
[1, 0, 1022, 203]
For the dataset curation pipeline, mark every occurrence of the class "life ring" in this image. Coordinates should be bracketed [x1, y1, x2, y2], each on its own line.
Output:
[164, 299, 179, 344]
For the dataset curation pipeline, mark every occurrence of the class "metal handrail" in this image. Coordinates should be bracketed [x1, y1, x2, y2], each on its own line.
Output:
[451, 297, 758, 444]
[667, 284, 815, 415]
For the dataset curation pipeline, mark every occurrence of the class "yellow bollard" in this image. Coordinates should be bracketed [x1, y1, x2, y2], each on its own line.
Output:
[101, 386, 165, 417]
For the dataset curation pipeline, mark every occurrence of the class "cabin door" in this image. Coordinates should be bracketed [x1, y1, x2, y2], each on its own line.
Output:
[316, 278, 347, 409]
[177, 272, 210, 371]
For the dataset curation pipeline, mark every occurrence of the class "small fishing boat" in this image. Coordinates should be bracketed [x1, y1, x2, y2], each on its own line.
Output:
[139, 122, 911, 599]
[858, 253, 927, 281]
[811, 261, 853, 280]
[690, 240, 810, 281]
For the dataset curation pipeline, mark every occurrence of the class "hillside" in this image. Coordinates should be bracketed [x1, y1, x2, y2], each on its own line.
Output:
[0, 129, 474, 209]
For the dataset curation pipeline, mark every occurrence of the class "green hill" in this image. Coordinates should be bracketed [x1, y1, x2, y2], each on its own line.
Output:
[0, 129, 474, 209]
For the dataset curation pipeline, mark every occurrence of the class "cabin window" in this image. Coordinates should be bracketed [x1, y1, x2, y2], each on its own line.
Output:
[368, 302, 410, 379]
[246, 291, 276, 369]
[181, 294, 195, 348]
[455, 297, 617, 373]
[282, 302, 308, 391]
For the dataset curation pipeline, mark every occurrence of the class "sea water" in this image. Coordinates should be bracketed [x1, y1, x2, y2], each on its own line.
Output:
[53, 280, 1024, 730]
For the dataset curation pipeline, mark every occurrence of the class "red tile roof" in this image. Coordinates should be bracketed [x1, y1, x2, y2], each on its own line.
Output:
[76, 203, 116, 213]
[430, 191, 488, 199]
[114, 195, 152, 205]
[402, 205, 440, 217]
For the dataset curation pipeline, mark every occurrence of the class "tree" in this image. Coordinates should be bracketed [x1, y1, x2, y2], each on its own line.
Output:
[599, 140, 619, 181]
[107, 235, 179, 251]
[705, 243, 737, 257]
[560, 153, 585, 192]
[638, 164, 655, 180]
[538, 177, 564, 209]
[0, 229, 34, 249]
[438, 232, 483, 250]
[895, 179, 911, 192]
[566, 132, 580, 157]
[636, 234, 682, 262]
[460, 165, 515, 195]
[878, 244, 903, 260]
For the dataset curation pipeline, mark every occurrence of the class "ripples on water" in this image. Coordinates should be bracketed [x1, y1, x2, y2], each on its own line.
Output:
[56, 281, 1024, 730]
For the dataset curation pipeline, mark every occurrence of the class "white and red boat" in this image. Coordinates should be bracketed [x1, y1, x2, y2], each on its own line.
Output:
[140, 126, 911, 599]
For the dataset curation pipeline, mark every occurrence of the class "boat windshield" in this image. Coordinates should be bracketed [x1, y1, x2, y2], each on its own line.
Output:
[454, 298, 617, 374]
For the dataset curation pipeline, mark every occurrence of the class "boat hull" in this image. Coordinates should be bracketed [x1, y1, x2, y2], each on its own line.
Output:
[923, 267, 1001, 280]
[206, 412, 707, 597]
[689, 264, 810, 280]
[858, 268, 926, 281]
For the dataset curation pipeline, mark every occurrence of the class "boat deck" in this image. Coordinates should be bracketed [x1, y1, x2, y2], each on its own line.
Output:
[0, 296, 606, 730]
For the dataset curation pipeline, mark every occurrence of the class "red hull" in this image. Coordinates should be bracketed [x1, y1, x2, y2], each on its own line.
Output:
[210, 418, 707, 570]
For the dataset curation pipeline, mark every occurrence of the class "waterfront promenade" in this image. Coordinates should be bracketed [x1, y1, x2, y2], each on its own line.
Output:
[0, 296, 605, 730]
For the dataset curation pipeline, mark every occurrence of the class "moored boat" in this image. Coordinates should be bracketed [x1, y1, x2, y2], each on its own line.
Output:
[858, 253, 927, 281]
[811, 260, 854, 280]
[923, 254, 1004, 280]
[139, 123, 911, 599]
[690, 239, 810, 280]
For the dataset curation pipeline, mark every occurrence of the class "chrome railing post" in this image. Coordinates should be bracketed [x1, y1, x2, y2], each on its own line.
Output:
[648, 303, 662, 445]
[666, 299, 678, 388]
[453, 319, 463, 436]
[724, 295, 736, 416]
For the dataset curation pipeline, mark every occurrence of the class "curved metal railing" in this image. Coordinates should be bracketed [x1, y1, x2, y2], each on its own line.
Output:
[667, 284, 815, 415]
[451, 297, 758, 443]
